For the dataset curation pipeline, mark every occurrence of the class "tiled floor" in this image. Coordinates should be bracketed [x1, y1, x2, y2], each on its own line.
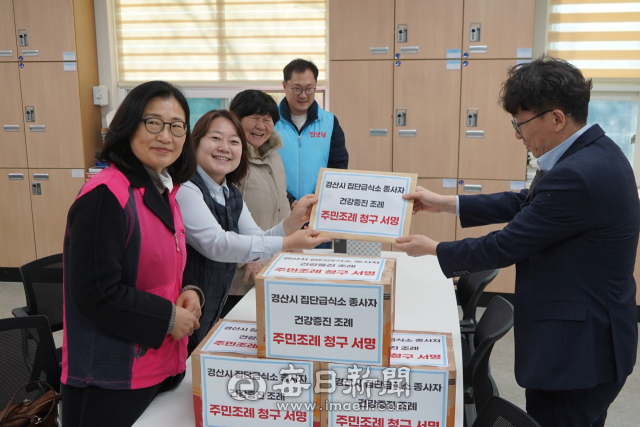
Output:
[1, 281, 639, 424]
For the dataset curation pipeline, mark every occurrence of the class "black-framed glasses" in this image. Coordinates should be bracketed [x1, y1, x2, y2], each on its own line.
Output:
[286, 83, 316, 96]
[141, 118, 188, 137]
[511, 110, 553, 134]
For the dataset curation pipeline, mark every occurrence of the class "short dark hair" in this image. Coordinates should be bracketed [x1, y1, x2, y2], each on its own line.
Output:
[99, 80, 196, 183]
[191, 110, 249, 186]
[229, 90, 280, 124]
[500, 56, 592, 125]
[283, 58, 318, 82]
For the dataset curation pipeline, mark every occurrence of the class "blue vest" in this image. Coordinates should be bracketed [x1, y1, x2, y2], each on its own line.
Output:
[275, 102, 335, 200]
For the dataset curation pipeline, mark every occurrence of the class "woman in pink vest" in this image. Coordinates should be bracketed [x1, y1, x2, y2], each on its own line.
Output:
[61, 81, 203, 427]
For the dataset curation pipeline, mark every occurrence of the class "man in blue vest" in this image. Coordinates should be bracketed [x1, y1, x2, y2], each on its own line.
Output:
[275, 58, 348, 207]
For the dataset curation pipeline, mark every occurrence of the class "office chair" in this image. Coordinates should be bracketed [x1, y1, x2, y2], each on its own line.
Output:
[456, 269, 500, 328]
[462, 296, 514, 427]
[472, 396, 541, 427]
[0, 316, 61, 407]
[12, 253, 64, 367]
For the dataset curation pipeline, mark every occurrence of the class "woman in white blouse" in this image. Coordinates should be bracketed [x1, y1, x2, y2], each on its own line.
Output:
[176, 109, 330, 353]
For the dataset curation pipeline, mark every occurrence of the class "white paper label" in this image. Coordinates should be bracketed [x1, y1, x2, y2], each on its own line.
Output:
[314, 171, 412, 239]
[265, 280, 384, 365]
[62, 51, 76, 61]
[446, 49, 461, 59]
[390, 333, 448, 367]
[327, 364, 448, 427]
[71, 169, 84, 178]
[446, 60, 461, 70]
[442, 179, 456, 189]
[510, 181, 526, 191]
[264, 254, 386, 282]
[517, 48, 533, 58]
[202, 321, 258, 355]
[201, 355, 315, 427]
[63, 62, 76, 71]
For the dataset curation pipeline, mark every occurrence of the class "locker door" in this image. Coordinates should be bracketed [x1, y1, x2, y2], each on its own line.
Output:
[0, 0, 17, 61]
[13, 0, 76, 62]
[0, 62, 28, 167]
[393, 60, 461, 178]
[29, 169, 84, 259]
[330, 61, 393, 172]
[0, 170, 36, 267]
[456, 179, 521, 293]
[463, 0, 535, 60]
[329, 0, 394, 60]
[458, 60, 527, 180]
[394, 0, 463, 60]
[408, 178, 457, 243]
[20, 62, 83, 168]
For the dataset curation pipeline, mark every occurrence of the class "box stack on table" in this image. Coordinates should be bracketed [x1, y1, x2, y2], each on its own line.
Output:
[192, 253, 455, 427]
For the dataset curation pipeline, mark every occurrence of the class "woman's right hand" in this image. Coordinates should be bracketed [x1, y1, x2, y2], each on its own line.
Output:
[171, 306, 200, 341]
[282, 229, 332, 251]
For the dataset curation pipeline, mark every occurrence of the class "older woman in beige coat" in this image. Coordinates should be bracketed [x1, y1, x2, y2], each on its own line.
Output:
[220, 90, 291, 316]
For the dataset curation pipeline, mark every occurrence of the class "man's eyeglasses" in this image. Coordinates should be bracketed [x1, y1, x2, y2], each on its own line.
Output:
[286, 84, 316, 96]
[511, 110, 571, 135]
[141, 118, 188, 137]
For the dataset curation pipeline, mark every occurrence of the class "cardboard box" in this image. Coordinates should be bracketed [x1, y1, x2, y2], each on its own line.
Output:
[320, 331, 456, 427]
[256, 253, 396, 366]
[192, 319, 322, 427]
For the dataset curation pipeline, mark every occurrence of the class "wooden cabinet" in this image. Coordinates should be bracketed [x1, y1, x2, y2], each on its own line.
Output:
[0, 62, 28, 168]
[0, 0, 100, 267]
[29, 169, 84, 258]
[0, 0, 17, 61]
[12, 0, 76, 62]
[463, 0, 535, 60]
[20, 62, 84, 168]
[329, 0, 395, 60]
[394, 0, 463, 60]
[408, 179, 457, 243]
[458, 60, 527, 180]
[393, 60, 460, 178]
[0, 170, 36, 266]
[329, 61, 394, 172]
[455, 179, 518, 293]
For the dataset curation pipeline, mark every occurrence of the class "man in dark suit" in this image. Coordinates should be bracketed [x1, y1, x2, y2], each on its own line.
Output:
[395, 57, 639, 427]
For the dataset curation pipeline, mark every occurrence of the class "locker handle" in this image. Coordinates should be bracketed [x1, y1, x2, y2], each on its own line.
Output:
[468, 46, 488, 54]
[464, 184, 482, 193]
[8, 173, 24, 180]
[22, 49, 39, 56]
[370, 47, 388, 54]
[400, 46, 419, 54]
[369, 129, 388, 137]
[466, 130, 484, 138]
[4, 125, 20, 132]
[398, 130, 417, 137]
[29, 125, 45, 132]
[33, 173, 49, 180]
[0, 50, 13, 57]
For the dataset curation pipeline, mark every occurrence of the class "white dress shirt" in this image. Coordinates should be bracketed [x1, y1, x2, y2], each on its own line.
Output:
[176, 166, 285, 263]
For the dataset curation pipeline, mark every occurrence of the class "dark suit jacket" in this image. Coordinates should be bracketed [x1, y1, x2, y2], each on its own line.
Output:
[437, 125, 639, 390]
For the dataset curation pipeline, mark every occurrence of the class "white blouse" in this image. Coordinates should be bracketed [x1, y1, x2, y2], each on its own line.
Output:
[176, 166, 285, 263]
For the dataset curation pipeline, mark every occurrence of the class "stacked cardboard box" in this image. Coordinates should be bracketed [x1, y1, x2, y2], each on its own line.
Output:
[192, 253, 456, 427]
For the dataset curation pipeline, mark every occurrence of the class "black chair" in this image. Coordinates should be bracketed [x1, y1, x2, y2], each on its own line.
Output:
[456, 269, 500, 329]
[12, 253, 64, 367]
[463, 295, 514, 426]
[472, 396, 541, 427]
[0, 316, 61, 408]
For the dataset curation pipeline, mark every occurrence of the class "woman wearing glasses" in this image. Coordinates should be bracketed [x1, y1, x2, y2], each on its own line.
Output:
[61, 81, 203, 427]
[176, 109, 331, 354]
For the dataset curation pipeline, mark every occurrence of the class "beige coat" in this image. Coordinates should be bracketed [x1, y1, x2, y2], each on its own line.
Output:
[230, 132, 291, 295]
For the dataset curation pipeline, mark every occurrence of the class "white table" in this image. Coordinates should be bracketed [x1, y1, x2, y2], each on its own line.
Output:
[134, 252, 463, 427]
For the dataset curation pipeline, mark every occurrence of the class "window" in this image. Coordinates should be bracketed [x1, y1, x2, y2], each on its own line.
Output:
[546, 0, 640, 78]
[113, 0, 327, 84]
